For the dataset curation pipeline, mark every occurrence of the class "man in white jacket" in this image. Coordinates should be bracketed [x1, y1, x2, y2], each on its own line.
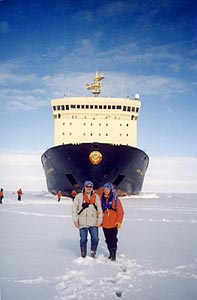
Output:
[72, 180, 103, 258]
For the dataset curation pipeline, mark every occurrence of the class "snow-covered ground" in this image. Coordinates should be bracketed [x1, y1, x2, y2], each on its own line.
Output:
[0, 192, 197, 300]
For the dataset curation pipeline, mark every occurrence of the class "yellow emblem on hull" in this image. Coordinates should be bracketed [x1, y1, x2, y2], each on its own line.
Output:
[89, 151, 103, 165]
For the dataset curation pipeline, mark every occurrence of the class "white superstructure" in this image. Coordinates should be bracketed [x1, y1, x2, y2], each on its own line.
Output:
[51, 72, 141, 147]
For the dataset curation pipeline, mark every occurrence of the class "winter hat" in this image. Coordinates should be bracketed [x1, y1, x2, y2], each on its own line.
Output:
[103, 182, 113, 190]
[84, 180, 94, 187]
[103, 182, 118, 208]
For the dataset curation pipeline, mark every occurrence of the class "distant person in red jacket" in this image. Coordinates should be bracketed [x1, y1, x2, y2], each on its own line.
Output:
[57, 191, 62, 202]
[17, 188, 23, 201]
[0, 188, 4, 204]
[101, 182, 124, 261]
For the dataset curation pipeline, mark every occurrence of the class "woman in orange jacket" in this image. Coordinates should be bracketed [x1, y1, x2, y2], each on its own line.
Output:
[101, 182, 124, 261]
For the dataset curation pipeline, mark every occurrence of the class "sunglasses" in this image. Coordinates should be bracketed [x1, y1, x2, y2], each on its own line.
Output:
[85, 185, 93, 188]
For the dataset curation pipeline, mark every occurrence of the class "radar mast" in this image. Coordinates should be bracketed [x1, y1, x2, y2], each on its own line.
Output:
[86, 70, 104, 97]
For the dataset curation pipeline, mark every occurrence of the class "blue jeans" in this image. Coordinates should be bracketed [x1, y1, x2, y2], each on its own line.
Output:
[79, 226, 99, 253]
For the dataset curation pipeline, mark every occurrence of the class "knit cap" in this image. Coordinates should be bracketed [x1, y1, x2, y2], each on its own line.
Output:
[84, 180, 94, 187]
[103, 182, 118, 208]
[103, 182, 113, 190]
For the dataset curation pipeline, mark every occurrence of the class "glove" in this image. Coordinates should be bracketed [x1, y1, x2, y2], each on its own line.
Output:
[115, 222, 121, 229]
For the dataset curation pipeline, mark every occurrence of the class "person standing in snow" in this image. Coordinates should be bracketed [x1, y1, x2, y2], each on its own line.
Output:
[17, 188, 23, 201]
[72, 180, 103, 258]
[57, 191, 62, 202]
[0, 188, 4, 204]
[101, 182, 124, 261]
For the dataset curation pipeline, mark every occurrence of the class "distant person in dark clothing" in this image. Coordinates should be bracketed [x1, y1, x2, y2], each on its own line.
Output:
[0, 188, 4, 204]
[17, 188, 23, 201]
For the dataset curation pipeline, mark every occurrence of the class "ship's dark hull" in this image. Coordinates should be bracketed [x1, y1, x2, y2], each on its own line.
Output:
[41, 143, 149, 198]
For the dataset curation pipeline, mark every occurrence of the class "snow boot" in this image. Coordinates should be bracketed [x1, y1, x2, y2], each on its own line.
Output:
[81, 247, 87, 258]
[90, 250, 96, 258]
[108, 247, 112, 259]
[110, 249, 116, 261]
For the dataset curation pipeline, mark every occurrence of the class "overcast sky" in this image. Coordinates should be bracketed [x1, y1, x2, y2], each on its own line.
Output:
[0, 0, 196, 193]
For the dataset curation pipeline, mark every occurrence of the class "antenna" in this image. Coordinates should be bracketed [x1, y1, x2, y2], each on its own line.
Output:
[86, 71, 105, 97]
